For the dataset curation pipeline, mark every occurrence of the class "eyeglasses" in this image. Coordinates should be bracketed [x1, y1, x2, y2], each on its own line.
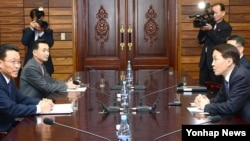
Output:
[4, 60, 22, 65]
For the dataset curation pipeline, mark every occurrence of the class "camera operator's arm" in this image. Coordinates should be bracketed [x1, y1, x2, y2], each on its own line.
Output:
[21, 22, 36, 46]
[197, 25, 211, 44]
[43, 29, 54, 48]
[206, 21, 232, 44]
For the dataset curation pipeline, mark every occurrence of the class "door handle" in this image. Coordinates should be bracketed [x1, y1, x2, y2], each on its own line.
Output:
[128, 24, 132, 51]
[120, 25, 125, 51]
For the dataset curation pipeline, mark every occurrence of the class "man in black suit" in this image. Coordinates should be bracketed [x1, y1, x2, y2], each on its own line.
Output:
[226, 34, 250, 70]
[194, 44, 250, 122]
[198, 3, 232, 86]
[21, 7, 54, 76]
[0, 43, 53, 132]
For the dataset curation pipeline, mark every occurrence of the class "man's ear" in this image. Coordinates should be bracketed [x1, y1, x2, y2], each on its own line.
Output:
[227, 58, 233, 67]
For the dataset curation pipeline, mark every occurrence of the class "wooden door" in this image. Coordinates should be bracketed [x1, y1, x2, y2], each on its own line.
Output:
[75, 0, 178, 71]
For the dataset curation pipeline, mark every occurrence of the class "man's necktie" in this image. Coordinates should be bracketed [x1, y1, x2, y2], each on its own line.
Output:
[213, 24, 217, 30]
[7, 82, 11, 97]
[40, 65, 44, 76]
[224, 80, 229, 95]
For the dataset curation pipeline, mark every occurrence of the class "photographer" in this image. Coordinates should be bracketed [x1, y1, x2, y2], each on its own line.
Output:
[21, 7, 54, 76]
[198, 3, 232, 86]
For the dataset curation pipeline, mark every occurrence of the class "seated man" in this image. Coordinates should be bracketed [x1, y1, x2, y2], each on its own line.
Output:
[194, 43, 250, 122]
[19, 39, 79, 99]
[227, 34, 250, 70]
[0, 43, 53, 132]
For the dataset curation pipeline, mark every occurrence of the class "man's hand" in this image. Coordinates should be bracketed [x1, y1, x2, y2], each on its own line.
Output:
[30, 20, 38, 29]
[39, 98, 54, 112]
[194, 94, 210, 110]
[200, 23, 213, 31]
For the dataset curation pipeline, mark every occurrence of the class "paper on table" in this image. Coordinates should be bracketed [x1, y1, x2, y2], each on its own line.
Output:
[67, 87, 87, 92]
[40, 103, 73, 114]
[187, 107, 204, 113]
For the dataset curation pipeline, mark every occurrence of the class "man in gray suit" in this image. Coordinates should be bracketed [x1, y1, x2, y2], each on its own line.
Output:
[19, 39, 79, 99]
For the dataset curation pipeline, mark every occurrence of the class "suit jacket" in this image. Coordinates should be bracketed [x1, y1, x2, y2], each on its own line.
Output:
[198, 20, 232, 70]
[21, 27, 54, 74]
[19, 58, 67, 99]
[240, 55, 250, 70]
[204, 65, 250, 121]
[0, 73, 39, 132]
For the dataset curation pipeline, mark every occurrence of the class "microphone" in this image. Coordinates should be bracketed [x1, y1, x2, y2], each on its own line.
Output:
[153, 115, 222, 141]
[43, 118, 111, 141]
[131, 97, 160, 113]
[96, 100, 121, 114]
[73, 80, 80, 85]
[139, 82, 183, 106]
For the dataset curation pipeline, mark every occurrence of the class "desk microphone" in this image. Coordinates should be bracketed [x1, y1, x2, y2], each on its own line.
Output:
[96, 100, 121, 114]
[153, 115, 222, 141]
[73, 80, 80, 85]
[139, 82, 183, 106]
[43, 118, 111, 141]
[131, 97, 160, 113]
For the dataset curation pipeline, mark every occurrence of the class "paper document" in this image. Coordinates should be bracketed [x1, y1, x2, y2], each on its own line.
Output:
[187, 107, 204, 113]
[67, 87, 87, 92]
[40, 103, 73, 114]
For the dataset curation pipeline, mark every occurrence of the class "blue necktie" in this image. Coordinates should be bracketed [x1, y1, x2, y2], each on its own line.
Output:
[8, 82, 11, 97]
[224, 80, 229, 95]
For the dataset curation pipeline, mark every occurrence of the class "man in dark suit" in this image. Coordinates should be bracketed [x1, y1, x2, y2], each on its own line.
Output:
[198, 3, 232, 86]
[19, 39, 79, 99]
[21, 7, 54, 75]
[226, 34, 250, 70]
[194, 44, 250, 122]
[0, 43, 54, 132]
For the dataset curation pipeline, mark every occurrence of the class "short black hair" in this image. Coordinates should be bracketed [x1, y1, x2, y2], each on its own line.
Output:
[212, 3, 225, 11]
[32, 39, 49, 51]
[30, 8, 45, 20]
[0, 44, 19, 60]
[227, 34, 245, 47]
[213, 43, 240, 65]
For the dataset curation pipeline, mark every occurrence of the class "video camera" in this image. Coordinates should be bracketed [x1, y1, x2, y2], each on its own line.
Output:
[189, 3, 214, 28]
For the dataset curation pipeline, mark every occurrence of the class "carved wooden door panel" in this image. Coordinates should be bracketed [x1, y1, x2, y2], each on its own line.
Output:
[75, 0, 178, 71]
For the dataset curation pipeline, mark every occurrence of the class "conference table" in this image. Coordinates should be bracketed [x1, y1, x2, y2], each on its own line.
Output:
[2, 69, 249, 141]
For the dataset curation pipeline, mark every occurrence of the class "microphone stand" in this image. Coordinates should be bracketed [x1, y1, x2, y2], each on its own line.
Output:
[153, 129, 182, 141]
[50, 120, 111, 141]
[139, 83, 183, 106]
